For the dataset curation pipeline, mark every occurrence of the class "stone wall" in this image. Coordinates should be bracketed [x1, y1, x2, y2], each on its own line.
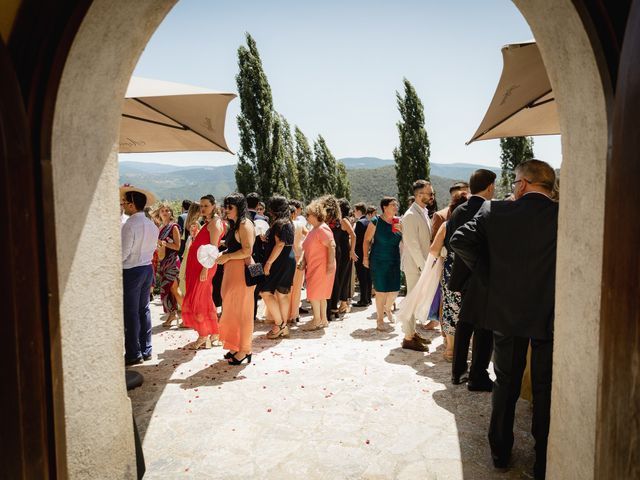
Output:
[51, 1, 177, 477]
[513, 1, 608, 479]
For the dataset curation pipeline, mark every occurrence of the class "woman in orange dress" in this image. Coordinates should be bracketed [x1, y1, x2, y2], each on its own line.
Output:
[299, 199, 336, 331]
[216, 193, 256, 365]
[181, 194, 224, 350]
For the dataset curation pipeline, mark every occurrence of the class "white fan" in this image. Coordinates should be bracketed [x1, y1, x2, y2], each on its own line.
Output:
[254, 219, 270, 236]
[197, 244, 220, 268]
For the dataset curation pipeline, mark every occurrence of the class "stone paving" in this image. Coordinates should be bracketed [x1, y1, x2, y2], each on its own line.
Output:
[129, 297, 535, 479]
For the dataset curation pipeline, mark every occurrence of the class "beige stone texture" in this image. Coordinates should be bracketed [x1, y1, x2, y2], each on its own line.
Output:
[51, 1, 177, 478]
[513, 1, 608, 479]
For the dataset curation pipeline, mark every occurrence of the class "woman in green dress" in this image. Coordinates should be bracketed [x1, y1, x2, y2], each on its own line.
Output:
[362, 196, 402, 331]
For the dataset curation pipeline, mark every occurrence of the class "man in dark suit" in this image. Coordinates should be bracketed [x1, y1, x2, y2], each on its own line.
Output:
[450, 160, 558, 480]
[446, 169, 496, 390]
[353, 202, 372, 307]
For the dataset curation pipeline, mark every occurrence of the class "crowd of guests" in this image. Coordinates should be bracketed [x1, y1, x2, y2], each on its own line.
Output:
[120, 158, 558, 479]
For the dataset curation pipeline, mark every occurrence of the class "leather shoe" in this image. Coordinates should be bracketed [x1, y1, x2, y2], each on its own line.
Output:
[451, 374, 468, 385]
[354, 301, 370, 307]
[125, 356, 143, 366]
[413, 332, 431, 345]
[468, 377, 494, 392]
[402, 337, 429, 352]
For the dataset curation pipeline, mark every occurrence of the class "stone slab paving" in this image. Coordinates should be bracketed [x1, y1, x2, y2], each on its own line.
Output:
[129, 298, 535, 479]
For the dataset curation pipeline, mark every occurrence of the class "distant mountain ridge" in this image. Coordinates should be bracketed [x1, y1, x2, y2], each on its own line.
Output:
[119, 158, 501, 205]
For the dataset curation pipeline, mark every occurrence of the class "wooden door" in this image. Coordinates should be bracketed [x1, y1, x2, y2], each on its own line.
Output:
[595, 1, 640, 478]
[0, 37, 53, 478]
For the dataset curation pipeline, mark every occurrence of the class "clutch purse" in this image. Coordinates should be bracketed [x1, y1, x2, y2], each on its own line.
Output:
[244, 261, 265, 286]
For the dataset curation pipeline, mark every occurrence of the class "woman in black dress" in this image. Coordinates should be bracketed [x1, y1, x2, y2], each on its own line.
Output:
[332, 199, 357, 315]
[260, 195, 296, 339]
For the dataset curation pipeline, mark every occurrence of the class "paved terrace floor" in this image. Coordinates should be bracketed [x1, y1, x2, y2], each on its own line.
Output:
[129, 297, 535, 479]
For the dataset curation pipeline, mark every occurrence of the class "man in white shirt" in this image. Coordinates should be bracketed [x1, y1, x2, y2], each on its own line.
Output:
[121, 188, 159, 365]
[400, 179, 434, 351]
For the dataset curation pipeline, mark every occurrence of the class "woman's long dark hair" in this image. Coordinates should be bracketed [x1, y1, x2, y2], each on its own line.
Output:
[267, 195, 291, 230]
[223, 192, 248, 233]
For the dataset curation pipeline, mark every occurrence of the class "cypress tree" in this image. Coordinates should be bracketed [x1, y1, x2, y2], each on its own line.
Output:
[311, 135, 338, 198]
[335, 161, 351, 200]
[498, 136, 534, 197]
[294, 126, 313, 202]
[235, 33, 274, 196]
[393, 78, 431, 211]
[280, 117, 302, 200]
[269, 114, 289, 196]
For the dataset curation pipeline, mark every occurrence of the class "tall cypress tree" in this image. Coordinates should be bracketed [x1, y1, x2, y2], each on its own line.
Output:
[311, 135, 338, 198]
[335, 162, 351, 200]
[499, 136, 534, 197]
[294, 126, 312, 202]
[269, 114, 288, 196]
[393, 78, 430, 211]
[280, 117, 302, 200]
[235, 33, 274, 196]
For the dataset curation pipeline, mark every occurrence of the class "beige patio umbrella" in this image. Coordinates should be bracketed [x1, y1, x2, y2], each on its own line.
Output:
[467, 41, 560, 144]
[119, 76, 236, 153]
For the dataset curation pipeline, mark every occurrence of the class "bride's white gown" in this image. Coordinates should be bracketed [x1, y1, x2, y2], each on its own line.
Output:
[396, 253, 444, 325]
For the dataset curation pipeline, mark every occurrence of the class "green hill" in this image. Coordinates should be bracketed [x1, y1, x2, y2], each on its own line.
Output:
[347, 165, 465, 208]
[118, 160, 479, 206]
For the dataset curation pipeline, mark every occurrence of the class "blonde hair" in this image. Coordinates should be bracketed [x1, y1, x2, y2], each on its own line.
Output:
[185, 203, 201, 231]
[306, 199, 327, 223]
[156, 203, 176, 222]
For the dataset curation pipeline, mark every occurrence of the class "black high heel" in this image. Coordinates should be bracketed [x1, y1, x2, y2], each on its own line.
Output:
[224, 351, 236, 359]
[228, 353, 252, 365]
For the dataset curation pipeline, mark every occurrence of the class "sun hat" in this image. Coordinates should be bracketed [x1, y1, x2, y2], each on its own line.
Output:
[119, 184, 157, 207]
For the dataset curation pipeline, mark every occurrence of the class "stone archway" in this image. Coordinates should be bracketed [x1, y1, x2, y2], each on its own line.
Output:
[49, 0, 609, 477]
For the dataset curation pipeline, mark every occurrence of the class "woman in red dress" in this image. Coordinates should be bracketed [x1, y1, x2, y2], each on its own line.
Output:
[181, 194, 225, 350]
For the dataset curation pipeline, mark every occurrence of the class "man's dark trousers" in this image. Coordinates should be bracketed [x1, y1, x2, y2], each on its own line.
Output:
[123, 265, 154, 361]
[355, 260, 371, 304]
[452, 320, 493, 382]
[489, 333, 552, 479]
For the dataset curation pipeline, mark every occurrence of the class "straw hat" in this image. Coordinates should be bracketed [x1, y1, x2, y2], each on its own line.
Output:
[119, 184, 157, 207]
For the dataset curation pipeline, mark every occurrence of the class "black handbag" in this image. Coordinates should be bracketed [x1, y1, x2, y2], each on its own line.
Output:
[244, 261, 265, 286]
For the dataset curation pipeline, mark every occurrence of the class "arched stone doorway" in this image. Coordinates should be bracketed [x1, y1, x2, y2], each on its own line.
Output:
[2, 0, 635, 478]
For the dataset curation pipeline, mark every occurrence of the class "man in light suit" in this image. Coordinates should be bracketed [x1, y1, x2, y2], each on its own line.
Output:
[400, 179, 434, 351]
[451, 160, 558, 479]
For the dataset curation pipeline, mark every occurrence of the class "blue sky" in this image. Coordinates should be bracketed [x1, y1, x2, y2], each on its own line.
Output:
[122, 0, 561, 168]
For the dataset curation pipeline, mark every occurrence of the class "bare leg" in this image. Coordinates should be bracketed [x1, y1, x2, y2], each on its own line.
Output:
[384, 292, 398, 323]
[319, 299, 329, 327]
[375, 292, 390, 331]
[276, 291, 291, 325]
[262, 293, 284, 332]
[171, 280, 183, 309]
[303, 300, 323, 330]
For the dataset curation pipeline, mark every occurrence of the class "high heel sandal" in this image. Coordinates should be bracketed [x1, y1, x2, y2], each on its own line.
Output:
[162, 312, 178, 327]
[266, 322, 290, 339]
[228, 352, 252, 365]
[338, 302, 351, 314]
[187, 336, 212, 350]
[224, 351, 237, 359]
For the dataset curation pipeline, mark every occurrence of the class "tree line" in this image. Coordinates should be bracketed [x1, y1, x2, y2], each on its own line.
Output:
[234, 33, 350, 202]
[234, 33, 534, 208]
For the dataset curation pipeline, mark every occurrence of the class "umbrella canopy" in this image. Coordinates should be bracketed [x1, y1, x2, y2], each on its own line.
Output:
[119, 76, 236, 153]
[467, 41, 560, 144]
